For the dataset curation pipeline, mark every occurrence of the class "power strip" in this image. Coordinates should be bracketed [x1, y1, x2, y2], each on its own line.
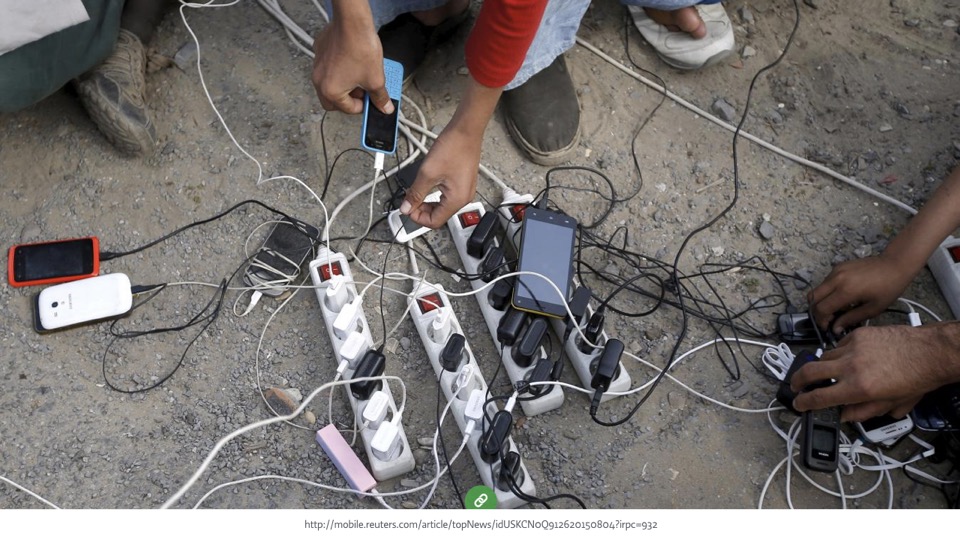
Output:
[928, 235, 960, 319]
[406, 278, 536, 509]
[308, 247, 416, 481]
[446, 202, 565, 417]
[496, 190, 633, 402]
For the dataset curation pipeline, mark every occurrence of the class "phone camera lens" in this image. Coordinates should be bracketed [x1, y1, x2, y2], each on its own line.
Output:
[51, 302, 58, 308]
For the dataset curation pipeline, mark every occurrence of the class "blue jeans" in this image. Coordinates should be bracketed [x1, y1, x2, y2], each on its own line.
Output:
[356, 0, 723, 89]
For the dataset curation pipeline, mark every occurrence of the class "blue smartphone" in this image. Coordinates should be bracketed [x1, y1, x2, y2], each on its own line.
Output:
[361, 58, 403, 154]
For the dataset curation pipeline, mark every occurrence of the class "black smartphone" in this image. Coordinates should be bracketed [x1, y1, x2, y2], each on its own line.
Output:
[362, 98, 400, 153]
[8, 237, 99, 287]
[243, 219, 321, 297]
[511, 207, 578, 318]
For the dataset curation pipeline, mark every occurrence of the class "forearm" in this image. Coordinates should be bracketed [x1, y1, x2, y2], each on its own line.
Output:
[882, 166, 960, 276]
[927, 321, 960, 386]
[446, 78, 502, 141]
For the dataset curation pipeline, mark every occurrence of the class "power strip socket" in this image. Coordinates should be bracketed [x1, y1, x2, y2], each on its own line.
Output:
[495, 192, 632, 402]
[308, 248, 415, 481]
[928, 235, 960, 319]
[406, 279, 536, 509]
[446, 202, 565, 417]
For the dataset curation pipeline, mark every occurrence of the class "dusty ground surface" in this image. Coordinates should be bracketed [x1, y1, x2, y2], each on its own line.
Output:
[0, 0, 958, 512]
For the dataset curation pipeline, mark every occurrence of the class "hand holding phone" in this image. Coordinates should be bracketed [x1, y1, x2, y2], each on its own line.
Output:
[8, 237, 99, 287]
[361, 58, 403, 154]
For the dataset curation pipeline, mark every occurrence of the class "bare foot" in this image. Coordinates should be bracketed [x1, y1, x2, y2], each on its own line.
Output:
[644, 6, 707, 39]
[413, 0, 469, 26]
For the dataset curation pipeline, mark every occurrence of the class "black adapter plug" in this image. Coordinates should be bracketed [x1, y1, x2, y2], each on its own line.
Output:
[776, 349, 819, 414]
[467, 212, 498, 259]
[440, 333, 466, 372]
[480, 245, 505, 283]
[578, 310, 605, 353]
[525, 357, 553, 396]
[497, 307, 527, 346]
[350, 350, 385, 400]
[480, 410, 513, 463]
[512, 317, 547, 368]
[488, 276, 514, 311]
[497, 450, 524, 490]
[567, 286, 592, 329]
[590, 339, 623, 415]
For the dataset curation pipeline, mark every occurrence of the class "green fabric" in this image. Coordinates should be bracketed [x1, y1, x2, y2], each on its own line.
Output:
[0, 0, 124, 112]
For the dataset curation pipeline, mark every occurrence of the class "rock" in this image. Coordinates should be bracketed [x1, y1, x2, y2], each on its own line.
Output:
[264, 388, 297, 416]
[879, 123, 894, 132]
[400, 479, 419, 488]
[456, 66, 469, 76]
[738, 6, 754, 24]
[384, 337, 399, 355]
[758, 221, 775, 240]
[742, 46, 757, 59]
[768, 110, 784, 124]
[667, 391, 687, 411]
[417, 437, 434, 447]
[668, 468, 680, 481]
[944, 19, 958, 28]
[712, 98, 737, 122]
[904, 19, 920, 27]
[854, 245, 872, 258]
[563, 429, 581, 440]
[400, 337, 411, 351]
[711, 246, 724, 257]
[401, 501, 417, 509]
[802, 0, 818, 8]
[893, 101, 910, 117]
[286, 388, 303, 402]
[173, 41, 198, 71]
[304, 411, 316, 425]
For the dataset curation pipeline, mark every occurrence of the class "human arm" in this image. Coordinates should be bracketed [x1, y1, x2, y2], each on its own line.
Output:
[790, 323, 960, 422]
[311, 0, 394, 115]
[400, 0, 548, 228]
[810, 166, 960, 333]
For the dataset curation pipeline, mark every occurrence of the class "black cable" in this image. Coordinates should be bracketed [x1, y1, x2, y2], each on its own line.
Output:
[591, 0, 802, 427]
[435, 371, 465, 507]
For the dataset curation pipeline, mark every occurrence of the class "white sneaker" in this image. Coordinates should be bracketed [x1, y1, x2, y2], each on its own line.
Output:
[628, 4, 736, 70]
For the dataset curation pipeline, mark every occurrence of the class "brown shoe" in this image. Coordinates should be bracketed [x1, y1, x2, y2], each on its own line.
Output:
[502, 55, 581, 166]
[75, 29, 157, 155]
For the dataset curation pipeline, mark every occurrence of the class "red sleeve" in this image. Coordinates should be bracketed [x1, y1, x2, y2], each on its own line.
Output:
[464, 0, 549, 88]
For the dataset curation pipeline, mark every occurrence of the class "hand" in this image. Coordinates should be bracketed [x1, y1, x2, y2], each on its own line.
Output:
[808, 254, 912, 333]
[311, 16, 394, 115]
[790, 325, 950, 422]
[400, 125, 480, 229]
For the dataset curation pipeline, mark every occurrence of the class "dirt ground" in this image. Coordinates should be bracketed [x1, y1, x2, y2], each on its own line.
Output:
[0, 0, 958, 513]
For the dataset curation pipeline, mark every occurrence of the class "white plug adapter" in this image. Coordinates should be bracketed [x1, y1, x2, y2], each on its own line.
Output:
[339, 331, 368, 369]
[333, 297, 361, 340]
[371, 420, 402, 462]
[361, 391, 390, 430]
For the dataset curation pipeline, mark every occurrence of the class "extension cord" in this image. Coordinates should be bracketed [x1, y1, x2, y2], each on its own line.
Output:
[406, 279, 536, 509]
[496, 191, 633, 402]
[927, 235, 960, 319]
[308, 248, 415, 481]
[446, 202, 565, 417]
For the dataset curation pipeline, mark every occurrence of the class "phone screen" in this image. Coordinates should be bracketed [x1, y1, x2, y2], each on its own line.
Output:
[246, 220, 320, 287]
[364, 98, 400, 152]
[14, 238, 95, 282]
[514, 210, 577, 317]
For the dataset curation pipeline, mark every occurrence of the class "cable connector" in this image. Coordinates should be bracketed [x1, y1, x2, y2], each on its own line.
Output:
[238, 290, 263, 317]
[373, 151, 385, 174]
[464, 389, 485, 435]
[324, 274, 350, 312]
[908, 312, 922, 327]
[429, 307, 453, 344]
[579, 310, 605, 353]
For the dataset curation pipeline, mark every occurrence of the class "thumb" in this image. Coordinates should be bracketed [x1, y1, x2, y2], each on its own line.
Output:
[367, 85, 395, 115]
[832, 305, 873, 335]
[400, 175, 430, 216]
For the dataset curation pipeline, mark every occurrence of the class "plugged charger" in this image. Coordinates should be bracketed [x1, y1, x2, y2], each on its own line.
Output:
[524, 357, 553, 397]
[513, 317, 547, 368]
[333, 297, 362, 340]
[567, 286, 592, 329]
[479, 410, 513, 463]
[350, 350, 385, 400]
[497, 307, 527, 346]
[467, 212, 498, 259]
[440, 333, 467, 372]
[480, 246, 505, 283]
[339, 331, 368, 369]
[579, 311, 605, 353]
[324, 275, 350, 312]
[497, 451, 524, 491]
[429, 307, 453, 344]
[590, 339, 623, 415]
[361, 391, 390, 429]
[371, 420, 403, 462]
[488, 276, 514, 311]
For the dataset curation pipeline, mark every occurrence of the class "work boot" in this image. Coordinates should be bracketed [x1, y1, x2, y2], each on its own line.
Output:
[75, 29, 157, 155]
[502, 55, 581, 166]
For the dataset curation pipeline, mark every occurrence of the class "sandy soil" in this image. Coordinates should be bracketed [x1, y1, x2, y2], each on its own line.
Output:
[0, 0, 957, 512]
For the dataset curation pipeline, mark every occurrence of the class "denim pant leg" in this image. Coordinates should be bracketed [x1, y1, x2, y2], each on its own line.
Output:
[325, 1, 450, 28]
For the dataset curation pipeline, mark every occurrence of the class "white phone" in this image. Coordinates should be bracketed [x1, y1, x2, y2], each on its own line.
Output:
[854, 414, 914, 446]
[36, 273, 133, 331]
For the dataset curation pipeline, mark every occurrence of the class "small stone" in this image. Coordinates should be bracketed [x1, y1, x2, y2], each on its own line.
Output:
[943, 19, 958, 28]
[742, 46, 757, 59]
[758, 221, 775, 240]
[712, 98, 737, 122]
[400, 479, 419, 488]
[854, 245, 872, 258]
[173, 41, 198, 70]
[417, 437, 434, 447]
[456, 66, 469, 76]
[401, 501, 418, 509]
[893, 102, 910, 117]
[264, 388, 297, 416]
[563, 429, 581, 440]
[384, 337, 399, 355]
[667, 391, 687, 411]
[304, 411, 316, 425]
[286, 388, 303, 402]
[879, 123, 894, 133]
[711, 246, 724, 257]
[768, 110, 783, 124]
[668, 468, 680, 481]
[738, 6, 754, 24]
[400, 336, 411, 351]
[904, 19, 920, 27]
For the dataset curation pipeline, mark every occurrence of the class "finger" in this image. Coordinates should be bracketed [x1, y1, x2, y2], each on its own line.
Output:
[831, 304, 875, 334]
[331, 92, 364, 115]
[792, 383, 848, 413]
[400, 177, 430, 217]
[811, 289, 858, 330]
[789, 360, 840, 393]
[367, 85, 395, 115]
[406, 201, 446, 229]
[840, 401, 894, 423]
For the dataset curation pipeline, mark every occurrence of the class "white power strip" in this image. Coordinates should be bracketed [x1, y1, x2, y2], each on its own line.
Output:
[496, 191, 633, 402]
[446, 202, 565, 417]
[308, 248, 415, 481]
[928, 235, 960, 319]
[405, 278, 536, 508]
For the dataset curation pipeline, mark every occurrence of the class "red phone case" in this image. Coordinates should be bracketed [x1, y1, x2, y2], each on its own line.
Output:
[7, 237, 100, 287]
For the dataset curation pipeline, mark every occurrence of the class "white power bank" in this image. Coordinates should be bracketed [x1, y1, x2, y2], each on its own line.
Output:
[36, 273, 133, 331]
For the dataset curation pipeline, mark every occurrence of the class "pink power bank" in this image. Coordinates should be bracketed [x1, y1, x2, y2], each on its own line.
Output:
[316, 424, 377, 493]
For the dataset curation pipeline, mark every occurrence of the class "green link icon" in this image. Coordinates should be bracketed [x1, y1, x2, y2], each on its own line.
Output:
[465, 485, 497, 509]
